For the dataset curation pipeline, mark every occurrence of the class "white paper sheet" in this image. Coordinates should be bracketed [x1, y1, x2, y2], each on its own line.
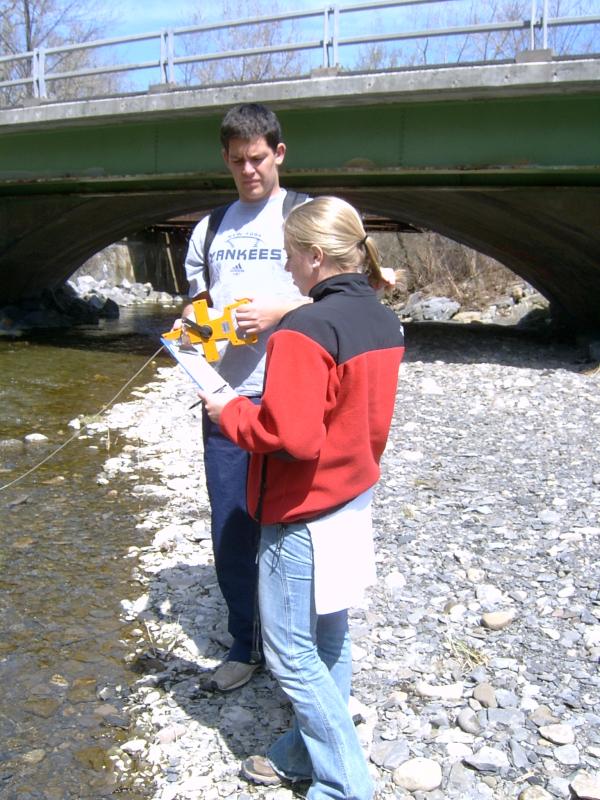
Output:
[307, 488, 376, 614]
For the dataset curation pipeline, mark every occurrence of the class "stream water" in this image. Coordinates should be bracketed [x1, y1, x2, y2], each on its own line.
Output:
[0, 306, 177, 800]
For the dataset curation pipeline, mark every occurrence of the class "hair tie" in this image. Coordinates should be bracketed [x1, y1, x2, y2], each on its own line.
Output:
[360, 235, 368, 247]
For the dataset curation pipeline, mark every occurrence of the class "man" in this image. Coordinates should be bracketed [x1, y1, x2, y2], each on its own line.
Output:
[181, 103, 309, 691]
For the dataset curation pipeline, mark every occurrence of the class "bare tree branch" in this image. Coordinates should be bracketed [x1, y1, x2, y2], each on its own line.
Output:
[180, 0, 303, 87]
[0, 0, 116, 104]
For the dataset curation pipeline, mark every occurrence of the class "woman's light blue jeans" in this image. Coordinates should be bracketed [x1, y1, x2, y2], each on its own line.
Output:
[259, 522, 374, 800]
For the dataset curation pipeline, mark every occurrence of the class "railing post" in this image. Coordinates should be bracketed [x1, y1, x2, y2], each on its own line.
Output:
[166, 29, 175, 84]
[32, 48, 47, 98]
[529, 0, 537, 49]
[314, 5, 340, 76]
[517, 0, 553, 62]
[331, 5, 340, 68]
[31, 49, 38, 97]
[321, 8, 329, 68]
[541, 0, 549, 50]
[160, 31, 167, 83]
[159, 30, 175, 84]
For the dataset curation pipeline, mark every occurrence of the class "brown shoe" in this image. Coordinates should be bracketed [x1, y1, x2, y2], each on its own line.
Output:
[241, 755, 282, 786]
[210, 660, 258, 691]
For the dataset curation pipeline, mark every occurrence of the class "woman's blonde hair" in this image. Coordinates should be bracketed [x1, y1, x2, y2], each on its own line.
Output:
[284, 196, 384, 284]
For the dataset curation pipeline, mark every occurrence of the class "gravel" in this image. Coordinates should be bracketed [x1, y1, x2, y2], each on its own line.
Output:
[96, 322, 600, 800]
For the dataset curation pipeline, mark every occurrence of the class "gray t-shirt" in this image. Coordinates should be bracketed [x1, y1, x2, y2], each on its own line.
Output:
[184, 190, 303, 395]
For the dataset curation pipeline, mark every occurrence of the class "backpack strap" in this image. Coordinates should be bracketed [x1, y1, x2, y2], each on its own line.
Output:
[202, 202, 232, 290]
[202, 191, 309, 290]
[282, 189, 309, 218]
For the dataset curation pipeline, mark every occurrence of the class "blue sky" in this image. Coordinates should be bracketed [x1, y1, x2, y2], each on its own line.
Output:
[112, 0, 369, 35]
[113, 0, 200, 34]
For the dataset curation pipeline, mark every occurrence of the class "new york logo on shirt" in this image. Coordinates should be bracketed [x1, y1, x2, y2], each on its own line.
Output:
[212, 232, 283, 267]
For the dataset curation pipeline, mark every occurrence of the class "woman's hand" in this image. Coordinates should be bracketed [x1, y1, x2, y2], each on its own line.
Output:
[197, 387, 238, 423]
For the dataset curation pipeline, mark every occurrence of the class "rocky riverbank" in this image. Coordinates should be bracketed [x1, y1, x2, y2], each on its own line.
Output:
[0, 276, 181, 335]
[92, 322, 600, 800]
[0, 262, 547, 335]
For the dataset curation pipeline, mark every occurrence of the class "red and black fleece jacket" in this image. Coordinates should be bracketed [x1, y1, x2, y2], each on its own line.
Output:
[220, 272, 405, 525]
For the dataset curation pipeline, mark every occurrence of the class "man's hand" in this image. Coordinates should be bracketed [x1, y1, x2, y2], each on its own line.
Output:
[198, 387, 238, 424]
[370, 267, 397, 292]
[234, 296, 309, 335]
[170, 302, 194, 331]
[234, 297, 284, 335]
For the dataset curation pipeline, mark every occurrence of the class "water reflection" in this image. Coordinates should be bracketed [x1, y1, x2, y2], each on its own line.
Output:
[0, 306, 176, 799]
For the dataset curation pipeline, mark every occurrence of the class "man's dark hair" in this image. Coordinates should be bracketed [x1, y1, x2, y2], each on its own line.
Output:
[220, 103, 283, 152]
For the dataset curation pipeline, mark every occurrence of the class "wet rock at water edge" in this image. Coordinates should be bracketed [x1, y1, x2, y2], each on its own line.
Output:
[22, 698, 61, 718]
[21, 750, 46, 765]
[5, 493, 29, 509]
[23, 432, 49, 443]
[0, 438, 24, 451]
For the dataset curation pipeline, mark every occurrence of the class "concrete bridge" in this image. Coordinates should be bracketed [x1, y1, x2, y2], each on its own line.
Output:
[1, 58, 600, 331]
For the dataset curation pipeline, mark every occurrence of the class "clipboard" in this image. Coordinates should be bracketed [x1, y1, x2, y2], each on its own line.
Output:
[160, 337, 232, 393]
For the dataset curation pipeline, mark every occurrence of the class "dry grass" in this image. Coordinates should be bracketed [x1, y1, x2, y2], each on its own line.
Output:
[444, 632, 489, 674]
[375, 231, 530, 310]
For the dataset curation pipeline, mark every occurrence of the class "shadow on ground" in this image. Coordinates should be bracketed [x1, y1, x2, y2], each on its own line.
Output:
[402, 320, 594, 372]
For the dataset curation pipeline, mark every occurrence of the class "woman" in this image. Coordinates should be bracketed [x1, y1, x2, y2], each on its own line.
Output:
[200, 196, 405, 800]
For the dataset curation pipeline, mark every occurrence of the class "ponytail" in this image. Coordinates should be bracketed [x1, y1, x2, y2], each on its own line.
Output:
[361, 235, 384, 287]
[285, 196, 384, 286]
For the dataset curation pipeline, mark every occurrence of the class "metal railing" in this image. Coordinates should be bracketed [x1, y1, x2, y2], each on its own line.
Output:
[0, 0, 598, 106]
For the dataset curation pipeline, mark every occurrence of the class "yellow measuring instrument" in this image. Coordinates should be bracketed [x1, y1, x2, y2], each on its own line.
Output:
[161, 298, 258, 362]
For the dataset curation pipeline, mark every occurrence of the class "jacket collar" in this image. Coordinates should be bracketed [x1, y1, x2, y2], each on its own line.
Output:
[309, 272, 372, 302]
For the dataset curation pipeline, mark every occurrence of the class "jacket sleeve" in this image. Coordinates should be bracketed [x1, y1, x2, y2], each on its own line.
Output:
[220, 329, 336, 460]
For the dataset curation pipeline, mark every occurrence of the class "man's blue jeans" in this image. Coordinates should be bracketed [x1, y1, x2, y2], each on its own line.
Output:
[202, 404, 261, 664]
[259, 522, 374, 800]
